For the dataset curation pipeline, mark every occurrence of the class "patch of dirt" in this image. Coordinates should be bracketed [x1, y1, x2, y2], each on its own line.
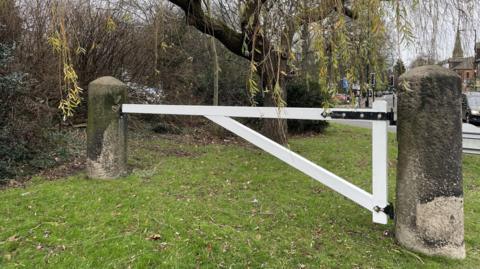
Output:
[1, 179, 25, 189]
[389, 159, 398, 167]
[169, 131, 245, 147]
[1, 127, 87, 190]
[130, 142, 201, 158]
[356, 157, 369, 167]
[163, 148, 197, 157]
[38, 157, 86, 181]
[1, 157, 86, 190]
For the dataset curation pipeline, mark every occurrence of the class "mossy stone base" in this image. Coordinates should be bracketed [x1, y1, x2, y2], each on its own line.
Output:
[395, 66, 465, 259]
[87, 76, 128, 179]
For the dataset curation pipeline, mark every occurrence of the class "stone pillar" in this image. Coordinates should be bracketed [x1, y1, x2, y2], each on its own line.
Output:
[87, 77, 128, 179]
[395, 66, 465, 259]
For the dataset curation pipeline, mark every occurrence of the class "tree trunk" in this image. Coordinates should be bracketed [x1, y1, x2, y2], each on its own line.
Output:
[210, 36, 219, 106]
[262, 90, 288, 145]
[260, 55, 288, 145]
[206, 0, 219, 106]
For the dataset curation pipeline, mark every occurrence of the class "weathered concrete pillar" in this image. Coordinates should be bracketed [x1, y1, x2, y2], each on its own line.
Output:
[396, 66, 465, 259]
[87, 77, 128, 179]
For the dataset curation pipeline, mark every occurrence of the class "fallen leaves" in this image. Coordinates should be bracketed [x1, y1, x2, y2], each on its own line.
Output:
[7, 235, 19, 242]
[158, 242, 168, 250]
[146, 234, 168, 251]
[146, 234, 162, 241]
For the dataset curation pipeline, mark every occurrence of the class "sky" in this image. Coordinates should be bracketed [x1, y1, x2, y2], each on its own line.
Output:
[395, 1, 480, 66]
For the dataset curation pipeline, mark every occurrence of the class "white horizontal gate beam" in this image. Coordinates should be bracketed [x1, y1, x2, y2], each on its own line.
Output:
[205, 115, 387, 222]
[122, 104, 382, 121]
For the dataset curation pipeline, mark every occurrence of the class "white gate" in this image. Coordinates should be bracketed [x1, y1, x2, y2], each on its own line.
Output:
[463, 123, 480, 155]
[122, 100, 393, 224]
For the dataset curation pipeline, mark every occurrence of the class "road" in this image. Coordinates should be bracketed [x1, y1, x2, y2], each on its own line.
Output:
[333, 94, 397, 132]
[332, 119, 397, 132]
[332, 96, 480, 155]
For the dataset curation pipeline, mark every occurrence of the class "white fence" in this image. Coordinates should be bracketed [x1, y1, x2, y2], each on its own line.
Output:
[123, 101, 393, 224]
[463, 124, 480, 155]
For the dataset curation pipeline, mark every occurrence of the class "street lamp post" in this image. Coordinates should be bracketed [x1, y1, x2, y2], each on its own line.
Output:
[474, 29, 477, 92]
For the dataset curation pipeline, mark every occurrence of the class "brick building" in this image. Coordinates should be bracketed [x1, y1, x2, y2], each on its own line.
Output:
[448, 30, 477, 91]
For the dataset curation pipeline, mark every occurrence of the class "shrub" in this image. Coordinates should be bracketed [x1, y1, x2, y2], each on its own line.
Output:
[245, 79, 330, 136]
[0, 43, 26, 181]
[0, 43, 71, 183]
[286, 79, 330, 134]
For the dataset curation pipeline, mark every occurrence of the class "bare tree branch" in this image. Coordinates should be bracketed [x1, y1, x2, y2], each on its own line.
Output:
[168, 0, 248, 59]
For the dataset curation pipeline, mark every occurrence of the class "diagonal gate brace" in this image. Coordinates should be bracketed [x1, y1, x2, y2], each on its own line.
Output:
[205, 115, 389, 224]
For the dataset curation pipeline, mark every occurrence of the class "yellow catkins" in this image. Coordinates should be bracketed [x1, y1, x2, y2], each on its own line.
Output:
[49, 4, 83, 120]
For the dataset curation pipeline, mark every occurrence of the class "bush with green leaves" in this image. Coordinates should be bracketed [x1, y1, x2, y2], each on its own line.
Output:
[0, 43, 27, 181]
[244, 79, 330, 135]
[0, 44, 24, 108]
[1, 43, 85, 183]
[0, 43, 64, 182]
[285, 80, 330, 134]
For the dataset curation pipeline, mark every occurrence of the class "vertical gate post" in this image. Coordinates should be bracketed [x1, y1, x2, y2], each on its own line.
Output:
[396, 66, 465, 259]
[372, 100, 389, 224]
[87, 76, 128, 179]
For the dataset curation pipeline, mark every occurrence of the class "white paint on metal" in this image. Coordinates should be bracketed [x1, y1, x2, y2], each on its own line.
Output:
[462, 124, 480, 155]
[464, 149, 480, 154]
[463, 123, 480, 134]
[205, 115, 381, 216]
[463, 134, 480, 139]
[122, 101, 391, 224]
[371, 101, 389, 224]
[122, 104, 382, 121]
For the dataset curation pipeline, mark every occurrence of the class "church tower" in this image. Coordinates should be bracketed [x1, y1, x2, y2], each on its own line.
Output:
[449, 28, 464, 69]
[453, 28, 464, 58]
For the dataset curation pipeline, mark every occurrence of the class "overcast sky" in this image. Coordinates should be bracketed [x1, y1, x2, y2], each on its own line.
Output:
[395, 1, 480, 66]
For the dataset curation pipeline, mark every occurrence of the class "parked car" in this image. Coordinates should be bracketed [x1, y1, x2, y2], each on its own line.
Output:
[462, 92, 480, 125]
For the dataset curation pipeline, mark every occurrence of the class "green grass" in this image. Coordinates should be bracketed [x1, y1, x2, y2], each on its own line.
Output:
[1, 124, 479, 268]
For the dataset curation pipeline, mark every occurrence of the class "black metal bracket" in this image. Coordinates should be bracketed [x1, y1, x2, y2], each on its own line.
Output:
[374, 203, 395, 220]
[328, 111, 395, 123]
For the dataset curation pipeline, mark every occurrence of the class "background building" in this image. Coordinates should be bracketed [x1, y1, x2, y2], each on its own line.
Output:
[448, 30, 477, 92]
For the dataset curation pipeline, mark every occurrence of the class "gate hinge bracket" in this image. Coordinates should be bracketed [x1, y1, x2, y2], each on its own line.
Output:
[374, 203, 395, 220]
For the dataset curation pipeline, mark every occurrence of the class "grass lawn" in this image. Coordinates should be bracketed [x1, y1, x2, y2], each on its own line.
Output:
[1, 123, 479, 268]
